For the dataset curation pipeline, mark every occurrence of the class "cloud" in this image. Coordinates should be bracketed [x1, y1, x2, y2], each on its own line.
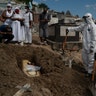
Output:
[85, 4, 96, 10]
[54, 0, 59, 1]
[85, 5, 91, 8]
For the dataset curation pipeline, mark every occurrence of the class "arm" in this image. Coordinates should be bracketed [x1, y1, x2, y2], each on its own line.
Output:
[0, 25, 12, 34]
[0, 10, 7, 22]
[1, 10, 13, 19]
[44, 14, 51, 22]
[11, 14, 25, 21]
[0, 16, 5, 22]
[0, 31, 12, 34]
[39, 14, 50, 23]
[11, 17, 20, 21]
[67, 23, 85, 32]
[1, 10, 8, 19]
[29, 12, 33, 28]
[43, 14, 51, 22]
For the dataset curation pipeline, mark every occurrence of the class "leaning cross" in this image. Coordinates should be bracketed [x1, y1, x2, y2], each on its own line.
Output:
[13, 83, 32, 96]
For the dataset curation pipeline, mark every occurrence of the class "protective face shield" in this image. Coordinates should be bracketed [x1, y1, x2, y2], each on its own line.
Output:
[82, 13, 93, 23]
[83, 13, 92, 18]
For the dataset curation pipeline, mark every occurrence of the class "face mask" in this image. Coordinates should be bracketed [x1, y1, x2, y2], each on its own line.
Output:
[25, 9, 27, 11]
[24, 9, 28, 12]
[15, 9, 19, 14]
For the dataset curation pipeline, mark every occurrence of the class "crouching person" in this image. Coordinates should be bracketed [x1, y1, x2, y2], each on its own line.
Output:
[0, 25, 14, 44]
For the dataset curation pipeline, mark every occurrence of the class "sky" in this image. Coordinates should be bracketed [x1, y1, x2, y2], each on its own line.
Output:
[33, 0, 96, 19]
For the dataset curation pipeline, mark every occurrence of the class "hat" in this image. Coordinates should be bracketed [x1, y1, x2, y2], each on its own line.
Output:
[83, 13, 92, 18]
[15, 7, 19, 10]
[7, 3, 12, 7]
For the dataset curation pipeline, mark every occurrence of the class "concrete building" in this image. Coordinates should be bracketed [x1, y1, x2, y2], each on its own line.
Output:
[48, 12, 83, 42]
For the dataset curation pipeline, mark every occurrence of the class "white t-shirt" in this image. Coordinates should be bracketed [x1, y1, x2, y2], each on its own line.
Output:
[23, 12, 33, 23]
[4, 10, 14, 25]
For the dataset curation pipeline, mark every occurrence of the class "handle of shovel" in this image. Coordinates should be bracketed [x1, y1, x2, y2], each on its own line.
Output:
[92, 53, 96, 81]
[62, 29, 69, 52]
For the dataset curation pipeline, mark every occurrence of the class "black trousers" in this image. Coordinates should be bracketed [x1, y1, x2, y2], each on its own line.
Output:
[0, 34, 14, 43]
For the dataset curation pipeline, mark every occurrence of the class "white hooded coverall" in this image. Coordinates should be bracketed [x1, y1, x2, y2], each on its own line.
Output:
[68, 13, 96, 74]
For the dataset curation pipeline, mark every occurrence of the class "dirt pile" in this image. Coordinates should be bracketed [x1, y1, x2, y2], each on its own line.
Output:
[0, 43, 93, 96]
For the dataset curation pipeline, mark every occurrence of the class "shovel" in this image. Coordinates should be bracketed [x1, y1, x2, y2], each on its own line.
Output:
[62, 29, 69, 55]
[89, 53, 96, 96]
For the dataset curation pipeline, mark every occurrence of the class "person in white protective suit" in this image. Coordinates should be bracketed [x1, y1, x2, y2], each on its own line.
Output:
[66, 13, 96, 77]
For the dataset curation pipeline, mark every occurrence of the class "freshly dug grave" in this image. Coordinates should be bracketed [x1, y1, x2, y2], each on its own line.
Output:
[0, 44, 92, 96]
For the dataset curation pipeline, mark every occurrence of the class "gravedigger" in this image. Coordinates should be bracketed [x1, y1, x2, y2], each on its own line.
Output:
[62, 12, 96, 95]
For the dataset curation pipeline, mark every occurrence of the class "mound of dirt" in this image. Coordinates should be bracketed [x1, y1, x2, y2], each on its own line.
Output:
[0, 32, 93, 96]
[0, 42, 92, 96]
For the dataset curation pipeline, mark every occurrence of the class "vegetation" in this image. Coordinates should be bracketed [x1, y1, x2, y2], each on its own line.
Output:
[15, 0, 33, 4]
[66, 10, 72, 16]
[15, 0, 49, 9]
[38, 3, 49, 9]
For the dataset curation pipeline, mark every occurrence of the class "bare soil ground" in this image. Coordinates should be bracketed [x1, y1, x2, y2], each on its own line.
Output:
[0, 34, 93, 96]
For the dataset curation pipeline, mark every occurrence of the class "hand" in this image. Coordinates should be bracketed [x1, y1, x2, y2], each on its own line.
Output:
[90, 49, 93, 53]
[17, 18, 20, 21]
[90, 46, 94, 53]
[66, 29, 69, 35]
[29, 25, 32, 28]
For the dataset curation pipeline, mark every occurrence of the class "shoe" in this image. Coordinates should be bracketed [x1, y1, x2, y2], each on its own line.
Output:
[44, 41, 48, 45]
[4, 40, 10, 44]
[19, 42, 24, 46]
[15, 43, 19, 45]
[27, 43, 32, 45]
[39, 42, 44, 45]
[4, 41, 9, 44]
[24, 42, 32, 45]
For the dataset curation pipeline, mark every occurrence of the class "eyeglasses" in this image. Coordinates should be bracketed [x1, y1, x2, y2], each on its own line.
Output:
[83, 16, 90, 18]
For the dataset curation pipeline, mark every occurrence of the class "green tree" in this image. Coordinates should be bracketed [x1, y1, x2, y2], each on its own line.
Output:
[66, 10, 72, 16]
[38, 3, 49, 9]
[75, 15, 79, 18]
[16, 0, 33, 4]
